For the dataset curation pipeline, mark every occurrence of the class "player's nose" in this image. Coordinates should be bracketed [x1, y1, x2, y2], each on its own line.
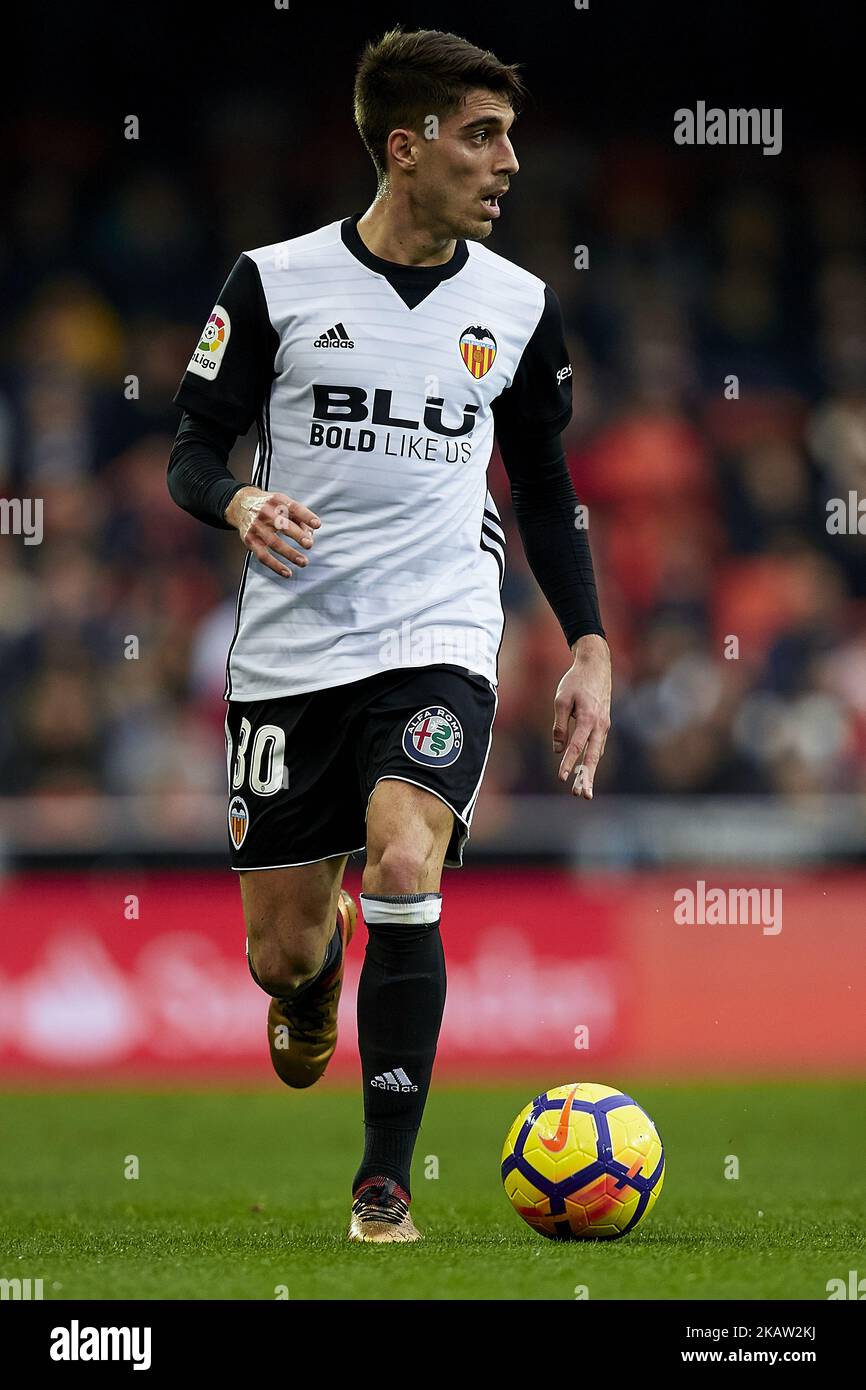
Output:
[497, 138, 519, 177]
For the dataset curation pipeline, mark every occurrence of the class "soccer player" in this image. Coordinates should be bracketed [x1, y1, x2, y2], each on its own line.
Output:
[167, 27, 610, 1242]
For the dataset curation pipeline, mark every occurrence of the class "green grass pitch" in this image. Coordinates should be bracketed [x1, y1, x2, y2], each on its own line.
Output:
[1, 1080, 863, 1300]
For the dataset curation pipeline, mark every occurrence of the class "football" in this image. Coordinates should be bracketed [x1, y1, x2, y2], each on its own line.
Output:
[501, 1082, 665, 1239]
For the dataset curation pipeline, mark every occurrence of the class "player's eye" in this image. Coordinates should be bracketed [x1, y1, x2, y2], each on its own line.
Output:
[473, 130, 490, 143]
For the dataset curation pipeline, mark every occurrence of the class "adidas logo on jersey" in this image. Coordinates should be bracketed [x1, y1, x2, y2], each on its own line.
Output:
[371, 1068, 418, 1093]
[314, 322, 354, 349]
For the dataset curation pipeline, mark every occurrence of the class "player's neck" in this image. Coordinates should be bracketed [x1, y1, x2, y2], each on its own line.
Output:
[356, 200, 457, 268]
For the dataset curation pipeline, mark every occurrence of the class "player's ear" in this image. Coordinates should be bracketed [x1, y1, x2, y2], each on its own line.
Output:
[387, 127, 418, 174]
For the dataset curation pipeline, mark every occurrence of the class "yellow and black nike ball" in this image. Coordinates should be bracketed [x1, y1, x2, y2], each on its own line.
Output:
[501, 1082, 665, 1239]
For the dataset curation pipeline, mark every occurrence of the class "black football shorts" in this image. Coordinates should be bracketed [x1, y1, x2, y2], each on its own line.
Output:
[224, 664, 497, 870]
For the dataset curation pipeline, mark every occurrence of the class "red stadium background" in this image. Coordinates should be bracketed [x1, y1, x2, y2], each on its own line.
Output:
[1, 868, 862, 1082]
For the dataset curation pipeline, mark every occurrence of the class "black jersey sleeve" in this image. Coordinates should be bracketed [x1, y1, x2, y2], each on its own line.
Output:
[167, 411, 244, 529]
[172, 254, 279, 435]
[491, 284, 573, 441]
[499, 430, 606, 648]
[492, 285, 603, 648]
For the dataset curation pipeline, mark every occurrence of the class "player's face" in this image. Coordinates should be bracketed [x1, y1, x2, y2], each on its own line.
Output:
[415, 90, 519, 242]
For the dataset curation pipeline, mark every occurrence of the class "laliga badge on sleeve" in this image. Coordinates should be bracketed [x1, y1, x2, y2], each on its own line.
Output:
[187, 304, 231, 380]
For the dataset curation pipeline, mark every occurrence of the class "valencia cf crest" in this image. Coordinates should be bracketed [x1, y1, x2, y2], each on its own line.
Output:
[228, 795, 249, 849]
[459, 325, 497, 379]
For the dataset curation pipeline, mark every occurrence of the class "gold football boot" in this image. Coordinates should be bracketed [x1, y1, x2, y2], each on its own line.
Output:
[347, 1177, 422, 1243]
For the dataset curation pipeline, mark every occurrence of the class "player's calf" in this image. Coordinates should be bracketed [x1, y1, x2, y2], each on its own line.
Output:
[239, 861, 355, 1089]
[254, 890, 356, 1090]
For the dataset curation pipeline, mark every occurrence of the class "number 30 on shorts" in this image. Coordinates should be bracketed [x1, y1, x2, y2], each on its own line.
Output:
[228, 717, 286, 796]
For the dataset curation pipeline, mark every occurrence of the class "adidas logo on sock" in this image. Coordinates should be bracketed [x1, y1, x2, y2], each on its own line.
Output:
[314, 321, 354, 348]
[371, 1067, 418, 1093]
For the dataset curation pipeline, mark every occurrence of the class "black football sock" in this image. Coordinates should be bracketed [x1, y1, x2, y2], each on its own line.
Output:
[353, 892, 446, 1199]
[246, 917, 342, 998]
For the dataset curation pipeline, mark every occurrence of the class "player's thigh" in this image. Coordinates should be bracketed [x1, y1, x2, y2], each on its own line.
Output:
[358, 664, 497, 883]
[365, 779, 453, 892]
[226, 692, 365, 872]
[240, 854, 348, 984]
[225, 688, 363, 983]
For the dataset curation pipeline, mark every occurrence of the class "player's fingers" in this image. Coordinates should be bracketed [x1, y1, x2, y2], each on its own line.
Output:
[269, 509, 317, 548]
[267, 536, 308, 567]
[552, 694, 572, 752]
[251, 505, 301, 538]
[559, 719, 592, 782]
[250, 541, 295, 579]
[286, 499, 321, 530]
[250, 518, 309, 566]
[573, 724, 606, 799]
[256, 493, 319, 546]
[571, 765, 591, 799]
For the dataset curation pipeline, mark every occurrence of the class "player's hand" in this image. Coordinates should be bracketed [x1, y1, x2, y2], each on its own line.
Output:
[552, 634, 611, 799]
[225, 486, 321, 579]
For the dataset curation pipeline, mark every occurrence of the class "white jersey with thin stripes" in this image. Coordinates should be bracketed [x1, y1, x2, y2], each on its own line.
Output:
[174, 215, 573, 701]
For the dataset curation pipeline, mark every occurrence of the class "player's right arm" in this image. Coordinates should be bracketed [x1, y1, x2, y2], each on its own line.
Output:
[167, 254, 319, 578]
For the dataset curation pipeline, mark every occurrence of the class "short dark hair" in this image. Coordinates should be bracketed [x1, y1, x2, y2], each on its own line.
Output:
[354, 27, 526, 182]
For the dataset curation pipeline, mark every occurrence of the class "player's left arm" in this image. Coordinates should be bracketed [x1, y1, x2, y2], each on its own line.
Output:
[492, 285, 610, 800]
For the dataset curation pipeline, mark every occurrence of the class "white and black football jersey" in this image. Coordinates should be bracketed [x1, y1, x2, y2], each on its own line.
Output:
[173, 214, 573, 701]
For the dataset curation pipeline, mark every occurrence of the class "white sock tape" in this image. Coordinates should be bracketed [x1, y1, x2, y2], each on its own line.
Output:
[359, 893, 443, 925]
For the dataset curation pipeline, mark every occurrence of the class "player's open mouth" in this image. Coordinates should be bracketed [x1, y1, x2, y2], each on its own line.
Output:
[480, 193, 504, 218]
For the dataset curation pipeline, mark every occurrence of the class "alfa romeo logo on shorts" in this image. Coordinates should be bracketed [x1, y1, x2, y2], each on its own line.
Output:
[228, 795, 249, 849]
[403, 707, 463, 767]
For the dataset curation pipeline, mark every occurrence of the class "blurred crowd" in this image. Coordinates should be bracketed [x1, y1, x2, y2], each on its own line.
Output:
[2, 112, 865, 814]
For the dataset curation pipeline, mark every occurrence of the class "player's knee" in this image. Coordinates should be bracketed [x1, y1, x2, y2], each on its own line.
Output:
[364, 838, 437, 894]
[248, 941, 322, 997]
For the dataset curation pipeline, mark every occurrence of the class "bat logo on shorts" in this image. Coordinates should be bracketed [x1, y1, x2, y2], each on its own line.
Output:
[228, 795, 249, 849]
